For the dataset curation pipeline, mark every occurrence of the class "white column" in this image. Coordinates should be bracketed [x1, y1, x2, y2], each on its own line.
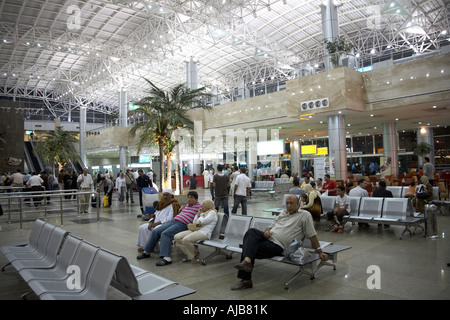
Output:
[290, 140, 301, 177]
[79, 106, 87, 167]
[417, 126, 434, 167]
[328, 115, 347, 180]
[118, 89, 128, 171]
[382, 122, 399, 178]
[320, 0, 340, 70]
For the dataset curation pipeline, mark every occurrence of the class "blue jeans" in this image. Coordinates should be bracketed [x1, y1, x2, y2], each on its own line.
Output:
[214, 197, 229, 215]
[144, 221, 187, 257]
[232, 195, 247, 215]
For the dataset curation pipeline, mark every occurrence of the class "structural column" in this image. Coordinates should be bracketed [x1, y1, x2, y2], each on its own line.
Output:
[382, 122, 399, 178]
[186, 57, 199, 90]
[118, 88, 128, 172]
[290, 140, 300, 177]
[79, 106, 87, 167]
[328, 115, 347, 180]
[417, 126, 434, 167]
[320, 0, 340, 70]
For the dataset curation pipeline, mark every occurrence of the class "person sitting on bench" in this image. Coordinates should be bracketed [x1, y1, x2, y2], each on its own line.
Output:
[327, 185, 350, 233]
[231, 194, 328, 290]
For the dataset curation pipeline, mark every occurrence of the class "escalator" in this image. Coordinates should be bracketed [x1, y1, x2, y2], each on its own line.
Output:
[24, 141, 42, 173]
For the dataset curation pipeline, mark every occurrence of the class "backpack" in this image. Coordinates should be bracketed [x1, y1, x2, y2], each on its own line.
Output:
[415, 184, 428, 199]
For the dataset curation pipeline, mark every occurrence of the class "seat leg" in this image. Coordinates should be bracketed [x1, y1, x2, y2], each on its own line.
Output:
[1, 261, 11, 271]
[201, 248, 229, 265]
[284, 265, 315, 289]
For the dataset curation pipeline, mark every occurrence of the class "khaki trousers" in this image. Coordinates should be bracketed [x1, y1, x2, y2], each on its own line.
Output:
[174, 230, 208, 260]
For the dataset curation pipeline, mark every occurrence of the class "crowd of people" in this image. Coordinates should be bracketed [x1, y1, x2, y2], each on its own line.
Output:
[1, 161, 439, 290]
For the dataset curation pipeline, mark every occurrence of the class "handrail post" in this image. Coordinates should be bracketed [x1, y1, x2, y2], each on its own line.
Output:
[19, 197, 23, 230]
[60, 193, 64, 226]
[96, 191, 100, 222]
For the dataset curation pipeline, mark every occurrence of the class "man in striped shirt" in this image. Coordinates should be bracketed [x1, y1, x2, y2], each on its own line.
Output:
[137, 191, 201, 266]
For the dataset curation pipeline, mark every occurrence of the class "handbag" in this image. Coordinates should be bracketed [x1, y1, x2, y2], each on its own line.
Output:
[306, 196, 322, 222]
[187, 222, 203, 231]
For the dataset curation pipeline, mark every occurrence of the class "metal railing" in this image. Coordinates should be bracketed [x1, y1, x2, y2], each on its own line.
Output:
[0, 189, 100, 229]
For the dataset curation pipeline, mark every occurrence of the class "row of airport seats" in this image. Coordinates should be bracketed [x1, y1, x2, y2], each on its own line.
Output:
[385, 186, 439, 200]
[320, 196, 425, 239]
[197, 213, 351, 288]
[0, 219, 195, 300]
[252, 180, 275, 192]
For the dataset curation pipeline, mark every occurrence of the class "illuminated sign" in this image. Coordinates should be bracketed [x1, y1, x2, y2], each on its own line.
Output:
[301, 145, 317, 155]
[316, 147, 328, 155]
[139, 155, 151, 163]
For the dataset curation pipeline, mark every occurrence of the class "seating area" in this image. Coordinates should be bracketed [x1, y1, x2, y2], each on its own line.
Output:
[0, 219, 195, 300]
[318, 196, 425, 240]
[198, 214, 351, 288]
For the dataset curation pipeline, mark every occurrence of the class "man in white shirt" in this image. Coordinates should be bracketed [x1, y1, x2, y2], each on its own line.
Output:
[26, 172, 44, 207]
[349, 179, 369, 197]
[10, 169, 24, 188]
[77, 168, 93, 213]
[423, 157, 435, 186]
[326, 185, 350, 233]
[348, 178, 370, 227]
[231, 168, 252, 215]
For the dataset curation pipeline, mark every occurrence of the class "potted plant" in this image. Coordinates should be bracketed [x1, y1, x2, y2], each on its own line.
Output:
[324, 36, 354, 68]
[413, 142, 432, 159]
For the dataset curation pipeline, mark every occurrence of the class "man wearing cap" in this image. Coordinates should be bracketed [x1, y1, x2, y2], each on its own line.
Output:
[137, 191, 201, 266]
[136, 188, 180, 252]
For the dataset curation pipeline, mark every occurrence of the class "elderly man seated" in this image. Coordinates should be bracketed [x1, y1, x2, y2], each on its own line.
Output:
[231, 194, 328, 290]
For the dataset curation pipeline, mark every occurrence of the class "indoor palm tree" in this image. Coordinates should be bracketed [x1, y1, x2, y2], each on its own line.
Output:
[129, 79, 212, 191]
[33, 126, 81, 174]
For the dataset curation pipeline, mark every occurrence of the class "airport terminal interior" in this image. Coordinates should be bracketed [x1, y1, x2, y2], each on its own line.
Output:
[1, 0, 450, 301]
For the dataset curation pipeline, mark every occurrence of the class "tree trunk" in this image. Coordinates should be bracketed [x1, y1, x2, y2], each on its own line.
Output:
[159, 142, 164, 191]
[166, 154, 172, 190]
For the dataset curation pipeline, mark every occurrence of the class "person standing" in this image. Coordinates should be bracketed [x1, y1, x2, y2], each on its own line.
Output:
[209, 168, 215, 200]
[231, 168, 252, 215]
[77, 168, 93, 213]
[213, 164, 230, 216]
[10, 169, 24, 188]
[124, 168, 135, 204]
[423, 157, 435, 186]
[26, 172, 44, 207]
[136, 169, 152, 217]
[187, 174, 198, 190]
[115, 172, 127, 203]
[98, 176, 113, 207]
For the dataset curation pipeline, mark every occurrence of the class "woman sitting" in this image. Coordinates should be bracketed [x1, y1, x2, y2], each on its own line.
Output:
[301, 182, 323, 222]
[174, 199, 218, 263]
[136, 189, 180, 252]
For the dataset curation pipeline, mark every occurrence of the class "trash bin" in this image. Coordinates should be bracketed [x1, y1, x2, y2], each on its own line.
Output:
[424, 204, 439, 239]
[142, 187, 159, 214]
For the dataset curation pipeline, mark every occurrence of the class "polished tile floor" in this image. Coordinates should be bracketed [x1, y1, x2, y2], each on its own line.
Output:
[1, 189, 449, 300]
